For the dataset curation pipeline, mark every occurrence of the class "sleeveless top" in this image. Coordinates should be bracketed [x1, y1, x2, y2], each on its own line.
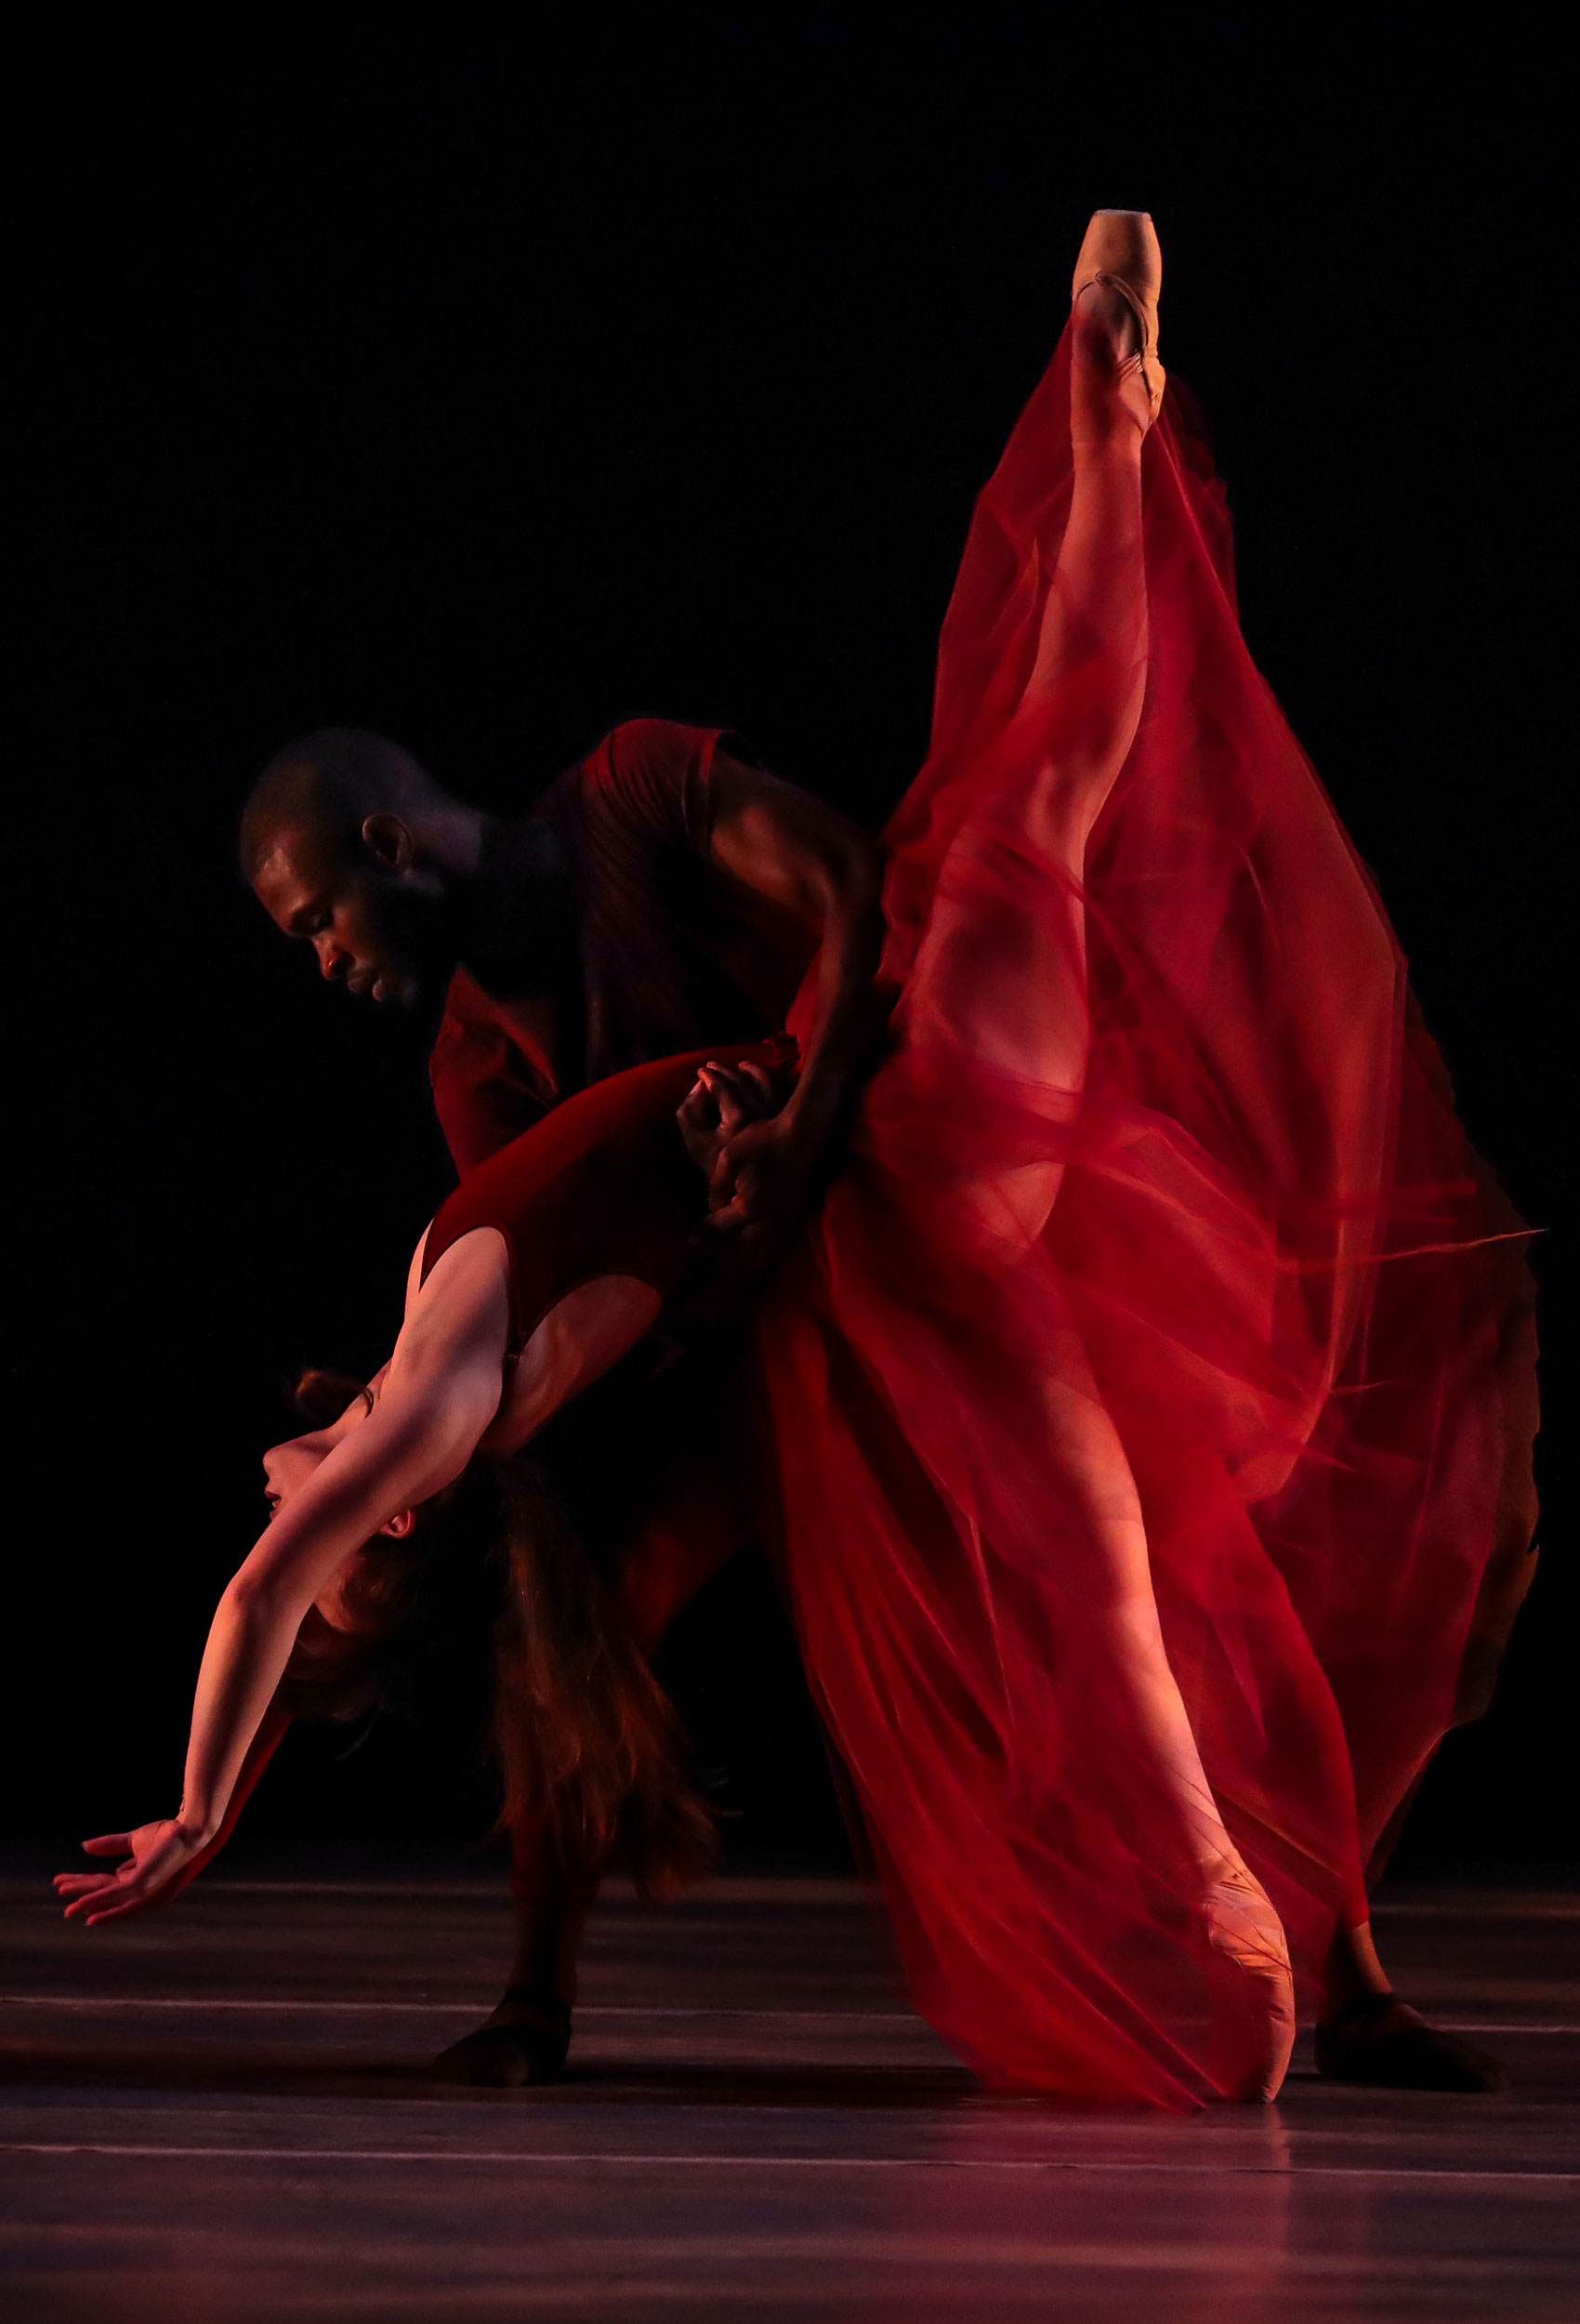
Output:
[419, 1038, 789, 1354]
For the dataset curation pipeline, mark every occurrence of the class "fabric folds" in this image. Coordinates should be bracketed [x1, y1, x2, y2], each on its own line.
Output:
[759, 323, 1537, 2106]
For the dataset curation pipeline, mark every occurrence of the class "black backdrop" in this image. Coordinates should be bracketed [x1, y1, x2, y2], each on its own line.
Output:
[10, 13, 1571, 1868]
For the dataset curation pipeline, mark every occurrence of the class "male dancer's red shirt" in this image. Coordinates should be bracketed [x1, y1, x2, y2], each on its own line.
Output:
[428, 718, 816, 1175]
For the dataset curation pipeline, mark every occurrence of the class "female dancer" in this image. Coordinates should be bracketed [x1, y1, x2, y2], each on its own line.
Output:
[58, 214, 1536, 2106]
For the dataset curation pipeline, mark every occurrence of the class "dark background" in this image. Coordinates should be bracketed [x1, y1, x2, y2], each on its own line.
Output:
[9, 13, 1572, 1870]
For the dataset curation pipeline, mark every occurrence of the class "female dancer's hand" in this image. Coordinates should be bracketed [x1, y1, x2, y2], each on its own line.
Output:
[677, 1059, 788, 1184]
[53, 1818, 210, 1924]
[678, 1058, 809, 1264]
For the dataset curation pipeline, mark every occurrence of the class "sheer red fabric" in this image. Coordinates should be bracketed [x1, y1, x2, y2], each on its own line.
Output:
[758, 325, 1538, 2106]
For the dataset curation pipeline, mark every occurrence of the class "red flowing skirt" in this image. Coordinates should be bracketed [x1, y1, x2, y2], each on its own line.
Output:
[757, 325, 1538, 2106]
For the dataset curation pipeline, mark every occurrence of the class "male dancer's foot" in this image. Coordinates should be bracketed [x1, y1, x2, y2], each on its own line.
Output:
[430, 1862, 592, 2089]
[430, 1984, 573, 2089]
[1317, 1919, 1508, 2093]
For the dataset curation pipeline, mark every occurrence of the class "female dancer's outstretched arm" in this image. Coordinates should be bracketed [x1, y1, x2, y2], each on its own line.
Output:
[58, 1233, 669, 1925]
[55, 1063, 758, 1941]
[54, 1234, 519, 1922]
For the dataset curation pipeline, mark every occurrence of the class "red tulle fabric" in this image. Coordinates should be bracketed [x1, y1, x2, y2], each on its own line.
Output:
[759, 326, 1537, 2106]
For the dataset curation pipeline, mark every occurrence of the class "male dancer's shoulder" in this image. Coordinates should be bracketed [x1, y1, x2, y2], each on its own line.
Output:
[573, 717, 755, 854]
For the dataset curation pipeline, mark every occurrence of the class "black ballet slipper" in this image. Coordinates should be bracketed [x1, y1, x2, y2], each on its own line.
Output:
[1313, 1992, 1510, 2093]
[430, 1985, 573, 2089]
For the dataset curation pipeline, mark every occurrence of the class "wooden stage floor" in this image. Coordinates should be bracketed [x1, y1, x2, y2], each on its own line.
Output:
[2, 1852, 1576, 2321]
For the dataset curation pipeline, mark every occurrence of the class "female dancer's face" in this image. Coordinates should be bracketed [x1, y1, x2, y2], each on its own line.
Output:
[260, 1402, 416, 1624]
[260, 1424, 340, 1520]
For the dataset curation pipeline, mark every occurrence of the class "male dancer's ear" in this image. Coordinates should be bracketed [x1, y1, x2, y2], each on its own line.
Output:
[359, 812, 420, 875]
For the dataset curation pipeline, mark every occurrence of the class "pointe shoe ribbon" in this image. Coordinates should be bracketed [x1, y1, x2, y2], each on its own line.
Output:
[1070, 207, 1166, 432]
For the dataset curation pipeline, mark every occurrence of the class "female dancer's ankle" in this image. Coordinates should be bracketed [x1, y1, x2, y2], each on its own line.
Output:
[1070, 284, 1150, 454]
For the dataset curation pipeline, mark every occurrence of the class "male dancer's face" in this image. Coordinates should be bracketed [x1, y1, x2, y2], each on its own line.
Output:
[251, 820, 453, 1007]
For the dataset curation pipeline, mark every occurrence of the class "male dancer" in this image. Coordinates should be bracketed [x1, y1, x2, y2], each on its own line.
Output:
[242, 716, 889, 2080]
[243, 718, 883, 1240]
[240, 706, 1507, 2095]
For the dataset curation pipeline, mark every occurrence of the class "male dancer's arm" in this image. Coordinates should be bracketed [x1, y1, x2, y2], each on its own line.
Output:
[703, 748, 888, 1251]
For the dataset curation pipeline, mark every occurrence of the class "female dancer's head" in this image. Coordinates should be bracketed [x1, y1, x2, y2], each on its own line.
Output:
[265, 1370, 716, 1895]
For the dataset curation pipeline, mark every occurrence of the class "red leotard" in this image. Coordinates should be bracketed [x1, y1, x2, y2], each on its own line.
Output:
[420, 1041, 785, 1354]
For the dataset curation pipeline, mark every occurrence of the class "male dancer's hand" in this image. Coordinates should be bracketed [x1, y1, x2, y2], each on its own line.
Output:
[677, 1058, 786, 1177]
[678, 1059, 805, 1264]
[704, 1112, 819, 1263]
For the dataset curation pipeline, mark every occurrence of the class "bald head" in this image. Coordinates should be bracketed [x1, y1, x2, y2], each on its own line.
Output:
[244, 727, 470, 1009]
[239, 728, 447, 882]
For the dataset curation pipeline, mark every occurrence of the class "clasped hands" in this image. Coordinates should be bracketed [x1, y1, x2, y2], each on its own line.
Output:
[676, 1055, 814, 1265]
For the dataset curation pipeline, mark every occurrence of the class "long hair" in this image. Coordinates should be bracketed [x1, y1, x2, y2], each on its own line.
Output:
[278, 1369, 717, 1897]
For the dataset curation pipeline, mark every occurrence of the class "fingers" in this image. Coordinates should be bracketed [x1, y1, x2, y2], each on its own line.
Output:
[59, 1867, 168, 1924]
[695, 1065, 748, 1136]
[61, 1879, 135, 1921]
[678, 1060, 787, 1156]
[53, 1871, 127, 1898]
[61, 1895, 115, 1922]
[703, 1191, 752, 1235]
[55, 1827, 187, 1924]
[736, 1059, 783, 1107]
[82, 1890, 168, 1926]
[676, 1082, 725, 1172]
[705, 1061, 784, 1129]
[54, 1836, 134, 1898]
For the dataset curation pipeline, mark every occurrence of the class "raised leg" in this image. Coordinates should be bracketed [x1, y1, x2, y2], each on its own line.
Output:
[911, 277, 1151, 1132]
[914, 245, 1295, 2097]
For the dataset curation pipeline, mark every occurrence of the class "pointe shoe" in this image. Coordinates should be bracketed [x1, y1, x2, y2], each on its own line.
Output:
[1070, 207, 1166, 438]
[1198, 1861, 1297, 2103]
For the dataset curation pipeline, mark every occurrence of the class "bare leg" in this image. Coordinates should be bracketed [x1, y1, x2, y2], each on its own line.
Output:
[1024, 280, 1152, 855]
[930, 283, 1219, 1872]
[915, 266, 1294, 2095]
